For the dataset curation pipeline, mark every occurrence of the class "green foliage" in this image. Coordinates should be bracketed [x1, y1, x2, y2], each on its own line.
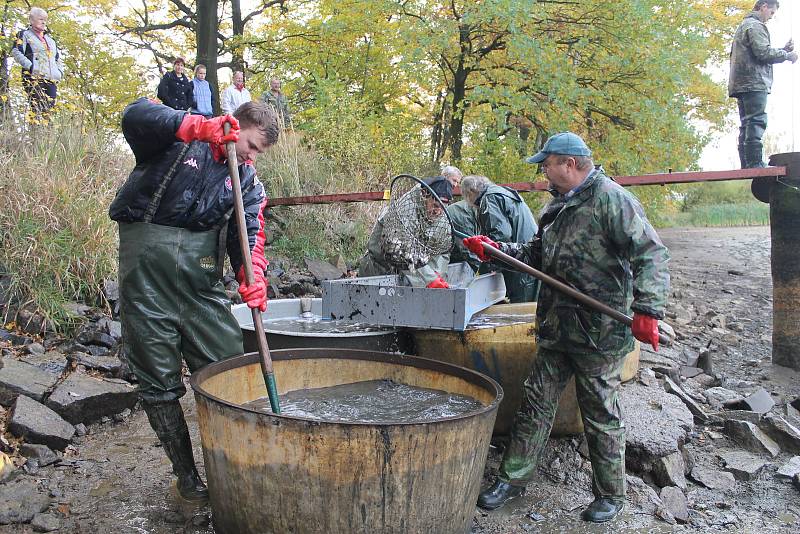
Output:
[679, 181, 758, 211]
[0, 115, 127, 333]
[660, 202, 769, 227]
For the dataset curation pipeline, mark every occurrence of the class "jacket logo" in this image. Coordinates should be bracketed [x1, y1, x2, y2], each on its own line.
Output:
[183, 157, 199, 169]
[225, 177, 232, 190]
[199, 256, 216, 271]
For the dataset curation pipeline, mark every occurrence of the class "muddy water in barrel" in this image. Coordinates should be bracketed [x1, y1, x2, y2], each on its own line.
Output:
[244, 379, 483, 422]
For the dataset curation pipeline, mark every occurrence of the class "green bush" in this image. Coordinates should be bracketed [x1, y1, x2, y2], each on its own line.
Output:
[659, 202, 769, 227]
[0, 114, 127, 333]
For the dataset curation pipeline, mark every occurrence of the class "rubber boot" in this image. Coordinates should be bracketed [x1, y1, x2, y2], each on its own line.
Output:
[580, 497, 624, 523]
[142, 400, 209, 504]
[477, 480, 525, 510]
[738, 144, 746, 169]
[744, 143, 766, 169]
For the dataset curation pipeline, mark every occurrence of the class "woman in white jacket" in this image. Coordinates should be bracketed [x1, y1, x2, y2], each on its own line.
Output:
[12, 7, 64, 118]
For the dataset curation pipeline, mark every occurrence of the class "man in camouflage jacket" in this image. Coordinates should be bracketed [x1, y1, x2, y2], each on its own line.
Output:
[465, 132, 670, 523]
[729, 0, 797, 168]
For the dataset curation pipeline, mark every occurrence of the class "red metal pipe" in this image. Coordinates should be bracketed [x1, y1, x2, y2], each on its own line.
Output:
[265, 166, 788, 207]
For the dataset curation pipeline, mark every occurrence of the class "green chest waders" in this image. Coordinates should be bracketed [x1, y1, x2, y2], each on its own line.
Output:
[118, 145, 244, 404]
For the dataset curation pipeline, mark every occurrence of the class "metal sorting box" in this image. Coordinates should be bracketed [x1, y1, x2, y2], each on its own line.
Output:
[322, 262, 507, 331]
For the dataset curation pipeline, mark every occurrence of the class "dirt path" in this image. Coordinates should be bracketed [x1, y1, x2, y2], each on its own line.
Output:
[3, 226, 799, 533]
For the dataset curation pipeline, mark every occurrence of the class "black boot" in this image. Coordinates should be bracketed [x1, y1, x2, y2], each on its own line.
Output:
[744, 143, 766, 168]
[142, 400, 209, 504]
[580, 497, 624, 523]
[477, 480, 525, 510]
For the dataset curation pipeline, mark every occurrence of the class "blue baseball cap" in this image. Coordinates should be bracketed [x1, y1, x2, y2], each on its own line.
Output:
[526, 132, 592, 164]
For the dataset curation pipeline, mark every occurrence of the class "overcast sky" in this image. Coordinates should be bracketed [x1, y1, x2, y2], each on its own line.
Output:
[700, 4, 799, 170]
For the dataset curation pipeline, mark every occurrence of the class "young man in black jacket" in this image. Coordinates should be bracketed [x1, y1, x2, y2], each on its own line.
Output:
[109, 98, 278, 503]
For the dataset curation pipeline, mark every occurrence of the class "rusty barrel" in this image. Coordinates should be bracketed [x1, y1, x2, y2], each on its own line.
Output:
[411, 303, 639, 436]
[767, 153, 800, 370]
[189, 348, 502, 534]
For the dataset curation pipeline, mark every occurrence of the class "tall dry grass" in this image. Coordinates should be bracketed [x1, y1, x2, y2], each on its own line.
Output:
[0, 114, 129, 332]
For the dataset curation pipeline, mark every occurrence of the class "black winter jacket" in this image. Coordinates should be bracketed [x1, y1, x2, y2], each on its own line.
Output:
[109, 98, 267, 274]
[157, 71, 193, 110]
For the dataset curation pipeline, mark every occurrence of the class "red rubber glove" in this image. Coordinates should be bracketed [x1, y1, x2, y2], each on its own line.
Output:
[426, 276, 450, 289]
[462, 235, 498, 262]
[236, 266, 267, 312]
[631, 312, 659, 351]
[176, 114, 240, 162]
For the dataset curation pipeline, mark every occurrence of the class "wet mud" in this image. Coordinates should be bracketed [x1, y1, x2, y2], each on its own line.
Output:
[243, 379, 484, 422]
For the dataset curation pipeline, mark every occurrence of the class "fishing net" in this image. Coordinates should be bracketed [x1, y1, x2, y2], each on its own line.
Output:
[380, 174, 454, 270]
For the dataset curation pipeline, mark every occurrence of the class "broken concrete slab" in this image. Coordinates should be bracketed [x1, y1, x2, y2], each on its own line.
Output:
[30, 512, 60, 532]
[18, 350, 68, 375]
[0, 479, 50, 525]
[659, 486, 688, 523]
[711, 409, 762, 425]
[9, 395, 75, 450]
[664, 376, 711, 423]
[760, 414, 800, 454]
[723, 387, 775, 414]
[68, 352, 122, 374]
[723, 419, 781, 457]
[703, 387, 744, 409]
[652, 451, 687, 490]
[720, 451, 770, 481]
[690, 466, 736, 490]
[776, 456, 800, 478]
[0, 359, 60, 406]
[46, 371, 137, 424]
[680, 366, 704, 379]
[19, 443, 59, 467]
[304, 258, 345, 282]
[621, 382, 694, 473]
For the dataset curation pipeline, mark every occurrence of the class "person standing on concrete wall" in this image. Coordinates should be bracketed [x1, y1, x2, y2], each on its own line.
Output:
[461, 175, 539, 303]
[109, 98, 278, 504]
[464, 132, 670, 523]
[729, 0, 797, 168]
[12, 7, 64, 120]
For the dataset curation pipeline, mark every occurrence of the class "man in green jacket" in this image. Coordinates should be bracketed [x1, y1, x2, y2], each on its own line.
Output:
[461, 175, 539, 302]
[729, 0, 796, 168]
[447, 199, 481, 271]
[465, 133, 669, 523]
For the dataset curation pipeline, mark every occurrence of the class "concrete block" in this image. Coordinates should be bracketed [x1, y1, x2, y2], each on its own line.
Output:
[724, 419, 781, 457]
[0, 359, 59, 406]
[46, 372, 137, 424]
[720, 450, 770, 481]
[9, 395, 75, 450]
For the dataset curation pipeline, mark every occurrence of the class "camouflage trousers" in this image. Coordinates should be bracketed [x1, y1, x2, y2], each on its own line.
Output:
[499, 346, 627, 501]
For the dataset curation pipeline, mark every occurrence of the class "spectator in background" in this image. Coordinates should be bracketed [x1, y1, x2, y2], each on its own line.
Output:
[12, 7, 64, 120]
[157, 57, 193, 111]
[728, 0, 797, 168]
[261, 78, 291, 127]
[222, 71, 251, 115]
[191, 64, 214, 118]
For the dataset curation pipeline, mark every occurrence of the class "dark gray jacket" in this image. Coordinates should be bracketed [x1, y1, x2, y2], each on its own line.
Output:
[729, 13, 789, 96]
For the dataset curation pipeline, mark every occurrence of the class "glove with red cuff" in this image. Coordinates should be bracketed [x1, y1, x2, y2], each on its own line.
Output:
[631, 312, 659, 351]
[176, 114, 240, 162]
[426, 276, 450, 289]
[237, 266, 267, 312]
[463, 235, 498, 262]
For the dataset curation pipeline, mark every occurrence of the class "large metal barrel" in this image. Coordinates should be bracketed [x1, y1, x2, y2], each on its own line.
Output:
[411, 303, 639, 436]
[767, 153, 800, 370]
[190, 348, 502, 534]
[233, 299, 412, 353]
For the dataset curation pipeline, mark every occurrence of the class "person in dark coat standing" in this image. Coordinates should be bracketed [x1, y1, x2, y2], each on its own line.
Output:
[728, 0, 797, 168]
[461, 175, 539, 303]
[157, 57, 194, 111]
